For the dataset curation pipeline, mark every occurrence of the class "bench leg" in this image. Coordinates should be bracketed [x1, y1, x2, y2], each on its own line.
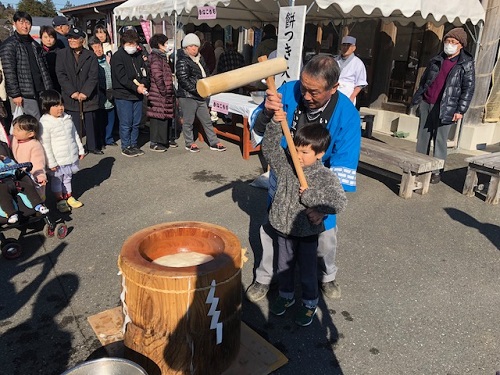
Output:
[415, 172, 431, 195]
[485, 175, 500, 204]
[400, 172, 416, 199]
[462, 167, 478, 197]
[242, 117, 250, 160]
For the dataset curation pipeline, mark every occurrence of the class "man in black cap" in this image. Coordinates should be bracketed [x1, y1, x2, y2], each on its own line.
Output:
[412, 27, 475, 184]
[56, 27, 102, 154]
[52, 15, 70, 48]
[0, 11, 53, 119]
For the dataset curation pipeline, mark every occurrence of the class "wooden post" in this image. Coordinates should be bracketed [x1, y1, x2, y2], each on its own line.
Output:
[369, 21, 397, 108]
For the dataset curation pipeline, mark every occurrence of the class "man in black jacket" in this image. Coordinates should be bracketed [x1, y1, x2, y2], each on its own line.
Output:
[111, 30, 150, 157]
[56, 27, 101, 154]
[0, 11, 52, 119]
[412, 27, 475, 184]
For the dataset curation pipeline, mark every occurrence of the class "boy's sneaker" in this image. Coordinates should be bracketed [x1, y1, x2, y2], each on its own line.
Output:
[67, 196, 83, 209]
[150, 143, 168, 152]
[185, 144, 200, 153]
[210, 143, 227, 152]
[295, 304, 317, 327]
[57, 200, 71, 213]
[35, 204, 49, 214]
[321, 280, 341, 299]
[131, 146, 145, 156]
[121, 147, 138, 157]
[270, 296, 295, 316]
[7, 213, 19, 224]
[246, 282, 270, 302]
[169, 140, 178, 148]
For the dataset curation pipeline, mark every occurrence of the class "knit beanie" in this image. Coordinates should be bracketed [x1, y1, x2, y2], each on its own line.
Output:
[444, 28, 467, 48]
[182, 33, 201, 48]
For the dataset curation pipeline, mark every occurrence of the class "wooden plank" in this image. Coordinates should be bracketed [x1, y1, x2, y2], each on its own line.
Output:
[399, 172, 416, 199]
[465, 152, 500, 168]
[88, 308, 288, 375]
[485, 175, 500, 204]
[361, 138, 444, 174]
[462, 167, 478, 197]
[416, 172, 432, 195]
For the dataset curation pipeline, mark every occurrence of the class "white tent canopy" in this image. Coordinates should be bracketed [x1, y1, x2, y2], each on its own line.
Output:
[113, 0, 485, 28]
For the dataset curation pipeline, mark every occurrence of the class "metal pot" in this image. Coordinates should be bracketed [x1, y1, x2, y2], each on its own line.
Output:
[61, 358, 148, 375]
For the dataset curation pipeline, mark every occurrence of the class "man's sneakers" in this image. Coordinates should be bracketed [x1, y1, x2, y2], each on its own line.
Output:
[121, 146, 145, 157]
[321, 280, 341, 299]
[210, 143, 227, 152]
[150, 143, 168, 152]
[430, 173, 441, 184]
[185, 144, 200, 153]
[246, 281, 270, 302]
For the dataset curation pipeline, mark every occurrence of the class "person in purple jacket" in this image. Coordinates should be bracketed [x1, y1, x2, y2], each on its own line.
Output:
[412, 27, 475, 184]
[146, 33, 176, 152]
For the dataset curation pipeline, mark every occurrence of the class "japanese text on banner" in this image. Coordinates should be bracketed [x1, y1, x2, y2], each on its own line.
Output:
[276, 6, 306, 89]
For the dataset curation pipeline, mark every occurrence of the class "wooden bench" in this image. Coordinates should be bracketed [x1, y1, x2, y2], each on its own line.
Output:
[462, 152, 500, 204]
[360, 138, 444, 199]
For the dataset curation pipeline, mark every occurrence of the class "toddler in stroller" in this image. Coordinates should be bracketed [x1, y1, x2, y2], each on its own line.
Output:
[0, 140, 67, 259]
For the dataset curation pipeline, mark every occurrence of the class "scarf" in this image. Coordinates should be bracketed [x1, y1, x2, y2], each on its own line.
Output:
[189, 53, 207, 78]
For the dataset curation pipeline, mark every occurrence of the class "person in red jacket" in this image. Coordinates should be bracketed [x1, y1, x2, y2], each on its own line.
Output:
[146, 34, 176, 152]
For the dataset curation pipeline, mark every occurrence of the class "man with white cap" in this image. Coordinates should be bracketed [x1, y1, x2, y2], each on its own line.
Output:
[334, 35, 367, 104]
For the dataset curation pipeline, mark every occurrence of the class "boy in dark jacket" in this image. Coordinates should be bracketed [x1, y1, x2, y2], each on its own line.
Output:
[111, 30, 150, 157]
[262, 114, 347, 327]
[412, 27, 475, 184]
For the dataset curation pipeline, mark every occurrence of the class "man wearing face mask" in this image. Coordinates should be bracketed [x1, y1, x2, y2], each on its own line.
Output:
[412, 27, 475, 184]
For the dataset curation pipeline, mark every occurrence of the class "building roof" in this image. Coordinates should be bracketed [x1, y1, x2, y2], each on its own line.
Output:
[61, 0, 125, 14]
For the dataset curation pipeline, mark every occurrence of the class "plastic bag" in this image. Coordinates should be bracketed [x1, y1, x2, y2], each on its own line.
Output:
[12, 105, 24, 120]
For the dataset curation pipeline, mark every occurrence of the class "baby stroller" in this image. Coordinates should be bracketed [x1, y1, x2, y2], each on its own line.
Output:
[0, 146, 67, 260]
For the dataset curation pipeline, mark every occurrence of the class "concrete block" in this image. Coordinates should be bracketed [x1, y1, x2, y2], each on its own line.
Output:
[396, 114, 419, 141]
[458, 123, 497, 150]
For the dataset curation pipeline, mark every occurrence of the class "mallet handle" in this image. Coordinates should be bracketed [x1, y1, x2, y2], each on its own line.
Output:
[258, 57, 308, 189]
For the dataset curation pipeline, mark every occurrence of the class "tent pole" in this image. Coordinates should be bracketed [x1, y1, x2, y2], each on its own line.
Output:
[113, 13, 118, 48]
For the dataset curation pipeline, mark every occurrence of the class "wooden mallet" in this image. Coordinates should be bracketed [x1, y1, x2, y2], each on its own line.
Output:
[196, 57, 288, 98]
[258, 56, 308, 189]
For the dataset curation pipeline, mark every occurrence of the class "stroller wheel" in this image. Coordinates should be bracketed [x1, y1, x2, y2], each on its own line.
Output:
[2, 239, 22, 259]
[44, 224, 55, 238]
[55, 223, 68, 239]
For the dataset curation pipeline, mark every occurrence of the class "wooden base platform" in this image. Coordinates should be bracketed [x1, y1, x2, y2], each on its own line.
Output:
[463, 152, 500, 204]
[87, 307, 287, 375]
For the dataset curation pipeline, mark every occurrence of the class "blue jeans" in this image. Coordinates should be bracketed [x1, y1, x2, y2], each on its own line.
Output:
[115, 99, 142, 149]
[98, 108, 116, 145]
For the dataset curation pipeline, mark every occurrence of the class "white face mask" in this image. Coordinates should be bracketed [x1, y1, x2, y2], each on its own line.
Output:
[443, 43, 458, 56]
[124, 45, 137, 55]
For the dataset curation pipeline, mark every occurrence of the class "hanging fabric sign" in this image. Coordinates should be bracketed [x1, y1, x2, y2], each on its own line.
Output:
[276, 6, 306, 89]
[198, 6, 217, 20]
[140, 20, 151, 43]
